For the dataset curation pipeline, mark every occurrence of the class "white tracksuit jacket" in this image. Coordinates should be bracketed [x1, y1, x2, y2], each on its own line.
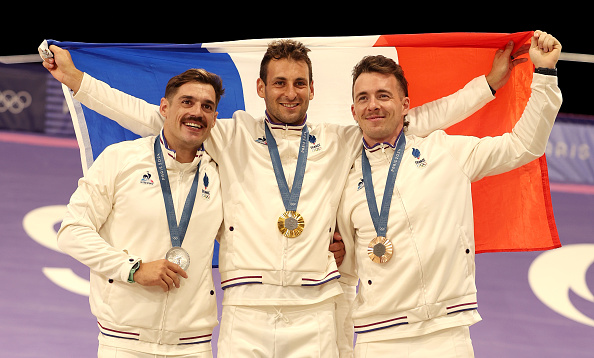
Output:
[71, 73, 494, 307]
[337, 73, 562, 343]
[57, 132, 223, 355]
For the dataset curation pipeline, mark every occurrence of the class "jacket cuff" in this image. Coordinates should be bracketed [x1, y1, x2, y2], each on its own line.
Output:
[73, 72, 92, 101]
[119, 255, 142, 283]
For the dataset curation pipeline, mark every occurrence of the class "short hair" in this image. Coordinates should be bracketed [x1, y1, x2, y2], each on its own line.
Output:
[351, 55, 409, 98]
[259, 39, 313, 84]
[164, 68, 225, 106]
[352, 55, 410, 130]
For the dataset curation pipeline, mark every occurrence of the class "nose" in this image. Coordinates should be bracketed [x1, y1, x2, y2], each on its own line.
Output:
[188, 103, 204, 118]
[367, 96, 379, 111]
[284, 84, 297, 101]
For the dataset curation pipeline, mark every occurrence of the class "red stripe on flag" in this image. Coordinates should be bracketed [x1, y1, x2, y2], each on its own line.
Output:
[374, 32, 533, 53]
[374, 32, 559, 253]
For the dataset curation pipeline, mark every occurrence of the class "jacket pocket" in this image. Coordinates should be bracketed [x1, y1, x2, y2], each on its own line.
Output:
[458, 225, 475, 277]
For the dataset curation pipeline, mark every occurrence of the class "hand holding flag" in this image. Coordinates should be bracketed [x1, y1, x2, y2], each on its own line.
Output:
[530, 30, 562, 69]
[486, 40, 529, 91]
[42, 45, 83, 93]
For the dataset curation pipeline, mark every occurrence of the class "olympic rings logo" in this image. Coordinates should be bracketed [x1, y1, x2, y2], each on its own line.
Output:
[0, 90, 32, 114]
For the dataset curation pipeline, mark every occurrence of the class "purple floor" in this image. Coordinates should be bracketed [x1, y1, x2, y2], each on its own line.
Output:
[1, 131, 593, 357]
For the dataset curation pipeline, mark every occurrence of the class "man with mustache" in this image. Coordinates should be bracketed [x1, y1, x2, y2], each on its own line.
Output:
[57, 69, 224, 357]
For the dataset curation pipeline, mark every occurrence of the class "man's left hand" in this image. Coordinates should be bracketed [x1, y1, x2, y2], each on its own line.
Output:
[330, 231, 346, 267]
[530, 30, 562, 69]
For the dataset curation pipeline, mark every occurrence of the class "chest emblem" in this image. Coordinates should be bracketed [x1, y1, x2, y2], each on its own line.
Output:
[140, 171, 154, 185]
[309, 134, 322, 152]
[357, 178, 365, 191]
[255, 136, 268, 145]
[412, 148, 427, 168]
[202, 173, 211, 200]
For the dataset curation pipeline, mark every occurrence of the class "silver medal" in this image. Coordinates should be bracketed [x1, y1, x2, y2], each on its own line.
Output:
[165, 247, 190, 270]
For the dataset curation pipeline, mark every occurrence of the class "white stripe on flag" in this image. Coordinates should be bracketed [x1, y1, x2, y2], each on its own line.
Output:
[62, 83, 94, 172]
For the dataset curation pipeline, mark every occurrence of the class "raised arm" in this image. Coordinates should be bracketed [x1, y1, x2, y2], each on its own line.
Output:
[407, 40, 530, 137]
[447, 31, 562, 182]
[43, 45, 163, 137]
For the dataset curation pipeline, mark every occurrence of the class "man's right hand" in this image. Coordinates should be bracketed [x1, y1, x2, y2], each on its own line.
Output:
[41, 45, 84, 94]
[133, 259, 188, 292]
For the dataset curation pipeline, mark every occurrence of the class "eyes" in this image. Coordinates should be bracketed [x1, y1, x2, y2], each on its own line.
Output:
[179, 98, 215, 113]
[356, 92, 393, 104]
[271, 79, 309, 89]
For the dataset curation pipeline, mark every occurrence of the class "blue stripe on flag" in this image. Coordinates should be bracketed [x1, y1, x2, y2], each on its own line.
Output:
[50, 41, 246, 160]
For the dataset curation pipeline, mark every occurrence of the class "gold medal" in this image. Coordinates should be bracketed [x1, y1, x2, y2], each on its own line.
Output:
[277, 210, 305, 238]
[367, 236, 393, 263]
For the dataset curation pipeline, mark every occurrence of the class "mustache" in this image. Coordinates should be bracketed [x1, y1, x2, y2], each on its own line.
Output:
[182, 115, 207, 127]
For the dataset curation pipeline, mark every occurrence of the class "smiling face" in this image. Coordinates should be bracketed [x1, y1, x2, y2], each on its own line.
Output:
[351, 71, 410, 147]
[160, 81, 218, 162]
[257, 58, 314, 125]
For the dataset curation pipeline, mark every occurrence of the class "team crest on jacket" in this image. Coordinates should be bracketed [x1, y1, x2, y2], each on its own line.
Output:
[140, 171, 154, 185]
[412, 148, 427, 168]
[255, 136, 267, 145]
[202, 173, 211, 200]
[357, 178, 365, 191]
[309, 134, 322, 152]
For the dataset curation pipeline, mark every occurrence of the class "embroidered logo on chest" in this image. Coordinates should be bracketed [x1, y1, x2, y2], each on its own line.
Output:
[412, 148, 428, 168]
[202, 173, 211, 200]
[309, 134, 322, 152]
[254, 136, 268, 145]
[357, 178, 365, 191]
[140, 171, 154, 185]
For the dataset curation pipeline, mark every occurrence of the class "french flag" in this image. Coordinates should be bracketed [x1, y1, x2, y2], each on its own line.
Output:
[49, 31, 560, 267]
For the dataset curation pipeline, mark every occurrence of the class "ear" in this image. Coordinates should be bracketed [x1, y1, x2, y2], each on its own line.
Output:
[351, 104, 357, 122]
[257, 78, 266, 99]
[213, 111, 218, 127]
[159, 97, 169, 117]
[309, 80, 315, 100]
[401, 96, 410, 116]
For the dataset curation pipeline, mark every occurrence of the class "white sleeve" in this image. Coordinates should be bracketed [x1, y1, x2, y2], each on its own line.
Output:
[407, 75, 495, 137]
[74, 73, 163, 137]
[56, 147, 141, 282]
[445, 73, 562, 182]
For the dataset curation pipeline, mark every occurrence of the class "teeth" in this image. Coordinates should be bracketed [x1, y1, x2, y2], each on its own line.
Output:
[281, 103, 298, 108]
[185, 123, 203, 129]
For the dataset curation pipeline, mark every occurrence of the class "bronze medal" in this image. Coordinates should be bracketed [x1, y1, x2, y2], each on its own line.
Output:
[367, 236, 393, 263]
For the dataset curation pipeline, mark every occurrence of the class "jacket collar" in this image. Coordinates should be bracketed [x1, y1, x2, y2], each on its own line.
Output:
[264, 111, 307, 132]
[362, 137, 398, 153]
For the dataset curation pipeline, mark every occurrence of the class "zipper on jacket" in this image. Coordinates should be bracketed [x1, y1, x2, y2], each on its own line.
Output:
[281, 236, 288, 286]
[397, 185, 430, 319]
[157, 291, 170, 343]
[380, 143, 391, 163]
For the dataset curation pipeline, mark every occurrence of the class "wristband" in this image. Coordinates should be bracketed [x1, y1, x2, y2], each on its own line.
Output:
[127, 261, 141, 283]
[535, 67, 558, 76]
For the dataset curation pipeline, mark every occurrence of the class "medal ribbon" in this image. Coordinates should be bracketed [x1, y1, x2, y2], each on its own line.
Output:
[264, 121, 309, 212]
[154, 136, 200, 248]
[361, 131, 406, 237]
